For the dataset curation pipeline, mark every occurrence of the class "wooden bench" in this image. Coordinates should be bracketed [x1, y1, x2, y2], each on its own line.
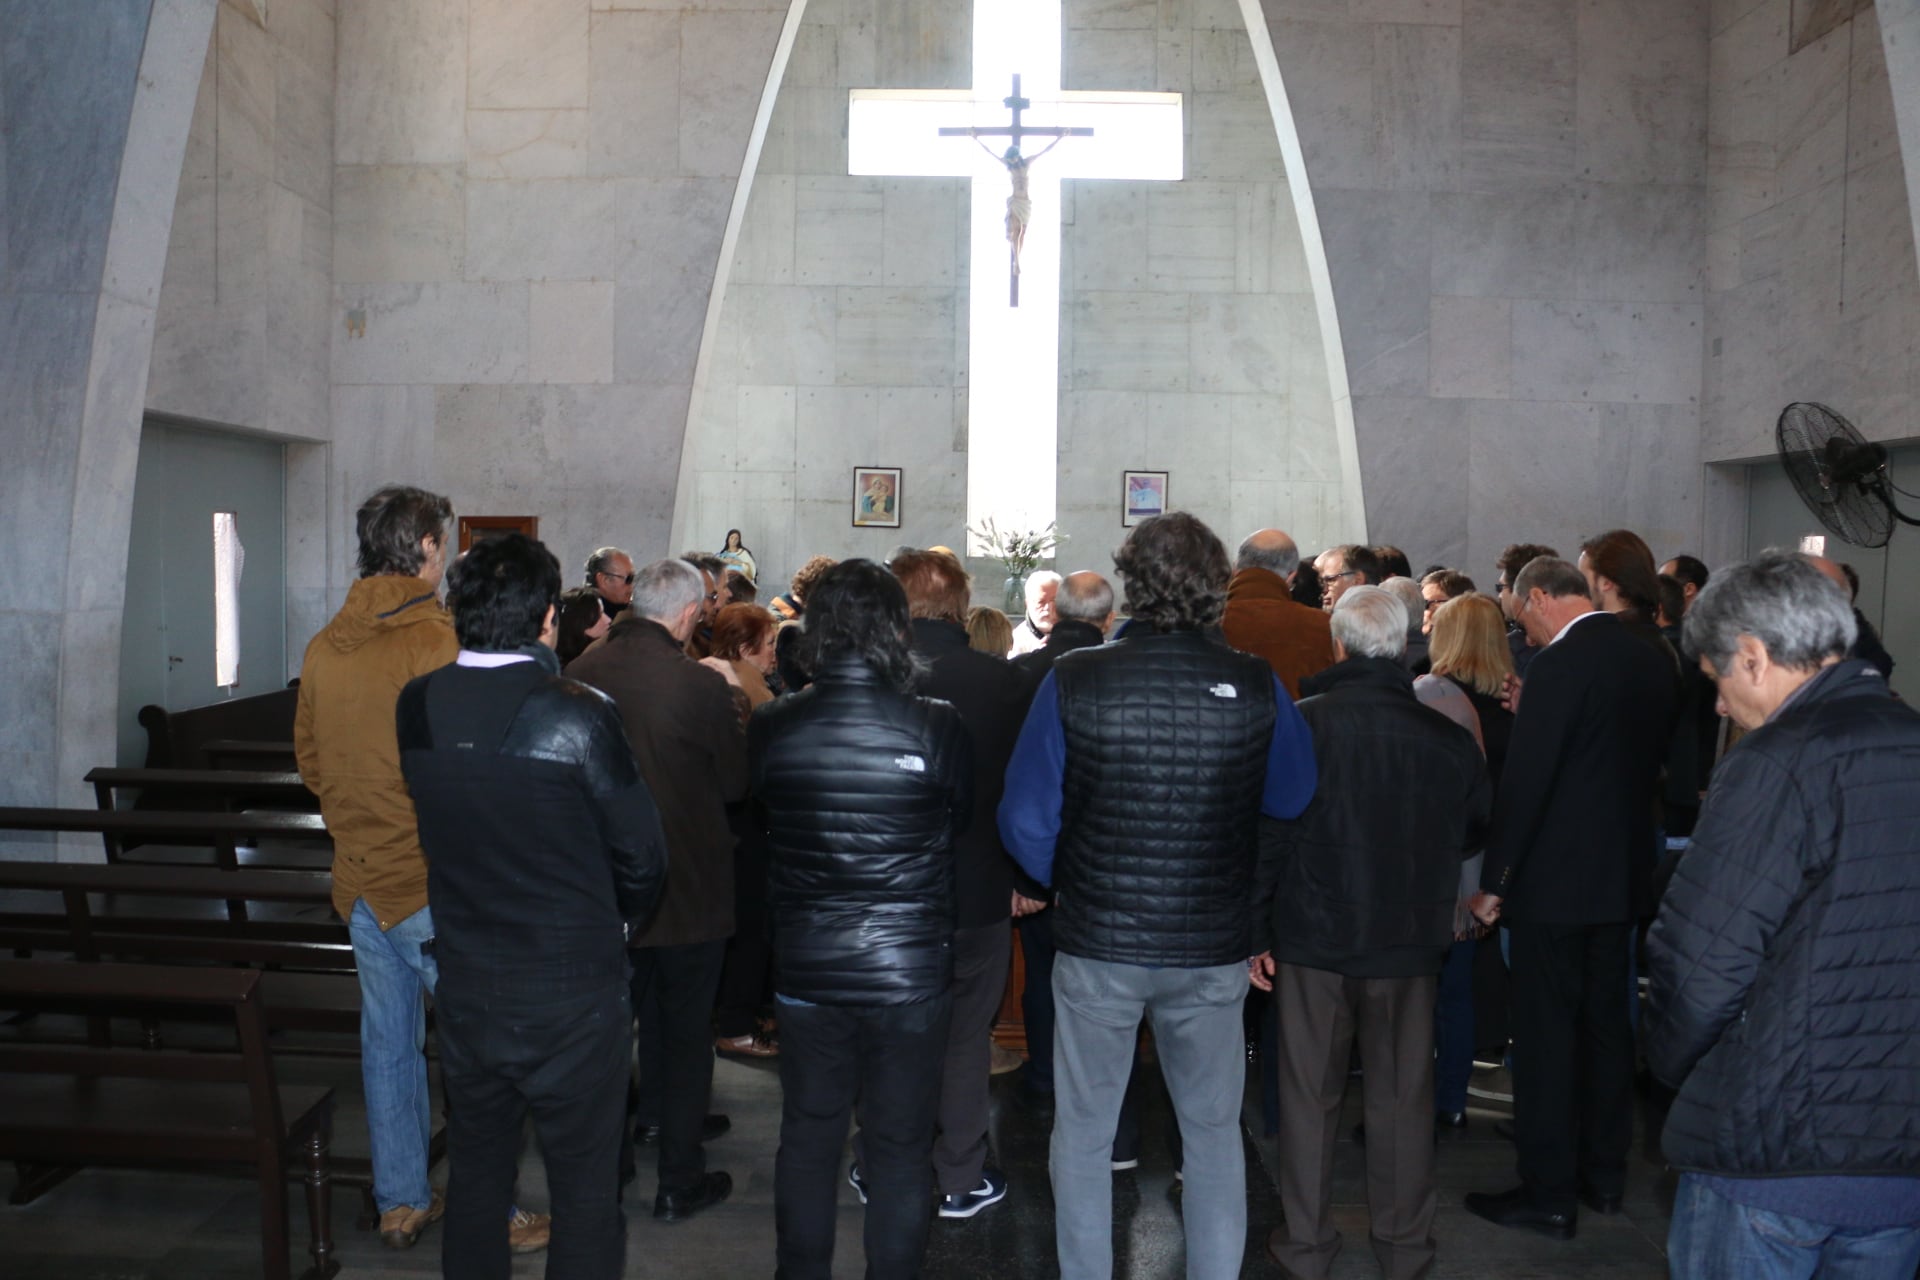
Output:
[138, 686, 299, 771]
[0, 805, 329, 872]
[84, 769, 322, 862]
[0, 960, 338, 1279]
[203, 738, 300, 770]
[0, 860, 442, 1225]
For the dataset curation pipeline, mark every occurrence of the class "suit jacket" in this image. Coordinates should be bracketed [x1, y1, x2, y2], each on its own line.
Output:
[1013, 618, 1106, 682]
[911, 618, 1039, 923]
[1221, 567, 1335, 700]
[1480, 612, 1679, 924]
[566, 615, 749, 946]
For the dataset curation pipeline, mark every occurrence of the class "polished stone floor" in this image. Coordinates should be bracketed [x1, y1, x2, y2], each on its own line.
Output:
[0, 1037, 1676, 1278]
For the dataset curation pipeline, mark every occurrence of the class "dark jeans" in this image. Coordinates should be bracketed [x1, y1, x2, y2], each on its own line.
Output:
[1433, 938, 1476, 1115]
[1507, 922, 1634, 1213]
[1017, 908, 1056, 1091]
[626, 940, 726, 1189]
[438, 979, 630, 1280]
[775, 993, 953, 1280]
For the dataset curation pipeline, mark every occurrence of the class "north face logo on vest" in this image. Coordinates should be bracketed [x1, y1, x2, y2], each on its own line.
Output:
[1209, 684, 1238, 699]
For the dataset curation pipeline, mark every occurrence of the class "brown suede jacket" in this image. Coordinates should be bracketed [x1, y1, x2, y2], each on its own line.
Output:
[294, 576, 457, 928]
[1221, 566, 1336, 701]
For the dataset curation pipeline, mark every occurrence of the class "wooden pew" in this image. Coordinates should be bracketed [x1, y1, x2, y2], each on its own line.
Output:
[0, 960, 339, 1280]
[0, 805, 329, 871]
[84, 769, 322, 864]
[137, 687, 299, 771]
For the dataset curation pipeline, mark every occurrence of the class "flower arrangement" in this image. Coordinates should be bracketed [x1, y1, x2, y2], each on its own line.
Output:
[968, 518, 1062, 578]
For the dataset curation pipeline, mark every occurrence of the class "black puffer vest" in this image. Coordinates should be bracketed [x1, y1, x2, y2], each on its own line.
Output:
[1052, 630, 1276, 968]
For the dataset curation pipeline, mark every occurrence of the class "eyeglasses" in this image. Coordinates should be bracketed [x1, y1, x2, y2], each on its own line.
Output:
[1325, 570, 1359, 581]
[1495, 580, 1512, 593]
[601, 571, 635, 585]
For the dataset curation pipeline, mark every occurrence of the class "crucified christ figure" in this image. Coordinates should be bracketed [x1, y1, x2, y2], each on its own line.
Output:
[975, 136, 1065, 294]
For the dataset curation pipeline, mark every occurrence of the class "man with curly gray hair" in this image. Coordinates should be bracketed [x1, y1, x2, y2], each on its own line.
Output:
[998, 511, 1318, 1280]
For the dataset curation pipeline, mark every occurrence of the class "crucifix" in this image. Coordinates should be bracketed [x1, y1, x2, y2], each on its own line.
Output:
[847, 0, 1183, 544]
[939, 74, 1092, 307]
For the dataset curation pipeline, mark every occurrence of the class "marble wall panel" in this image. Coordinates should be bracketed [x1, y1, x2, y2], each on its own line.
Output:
[1848, 6, 1899, 173]
[1354, 395, 1469, 569]
[614, 268, 712, 385]
[1714, 0, 1770, 35]
[464, 178, 613, 281]
[834, 288, 959, 386]
[1273, 0, 1462, 21]
[795, 179, 885, 286]
[1597, 403, 1705, 552]
[883, 181, 964, 288]
[1428, 296, 1512, 399]
[1713, 0, 1789, 85]
[1261, 18, 1380, 190]
[1774, 23, 1850, 203]
[0, 293, 91, 605]
[466, 109, 590, 180]
[1189, 90, 1285, 182]
[1429, 191, 1579, 299]
[610, 177, 735, 282]
[1189, 293, 1291, 393]
[1510, 300, 1703, 404]
[586, 11, 680, 177]
[331, 283, 530, 385]
[1317, 190, 1431, 390]
[215, 8, 275, 179]
[681, 10, 785, 178]
[531, 280, 615, 383]
[335, 0, 467, 165]
[1842, 153, 1919, 320]
[1224, 393, 1295, 482]
[1576, 0, 1710, 186]
[272, 13, 334, 208]
[1459, 0, 1576, 190]
[469, 0, 589, 112]
[736, 384, 799, 473]
[1190, 28, 1258, 93]
[1067, 186, 1150, 291]
[728, 284, 838, 386]
[1575, 185, 1707, 303]
[1376, 23, 1462, 191]
[333, 165, 465, 282]
[1070, 291, 1193, 390]
[1708, 56, 1780, 231]
[732, 174, 797, 285]
[1466, 398, 1604, 568]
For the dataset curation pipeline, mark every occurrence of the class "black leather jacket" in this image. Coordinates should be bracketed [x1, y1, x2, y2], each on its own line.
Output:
[398, 655, 668, 994]
[750, 658, 972, 1005]
[1648, 660, 1920, 1177]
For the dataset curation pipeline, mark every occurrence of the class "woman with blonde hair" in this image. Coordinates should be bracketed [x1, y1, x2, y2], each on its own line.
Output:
[1414, 591, 1516, 1132]
[966, 605, 1014, 657]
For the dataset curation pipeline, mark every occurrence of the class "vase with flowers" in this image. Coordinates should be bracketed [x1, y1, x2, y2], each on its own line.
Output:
[968, 518, 1063, 615]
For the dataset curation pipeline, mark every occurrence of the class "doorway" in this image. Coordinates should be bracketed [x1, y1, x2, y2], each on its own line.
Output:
[116, 419, 287, 765]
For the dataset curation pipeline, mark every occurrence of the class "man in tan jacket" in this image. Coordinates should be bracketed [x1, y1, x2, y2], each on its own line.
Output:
[1223, 529, 1336, 700]
[295, 485, 549, 1254]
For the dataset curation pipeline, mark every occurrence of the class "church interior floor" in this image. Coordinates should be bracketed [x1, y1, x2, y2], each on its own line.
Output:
[0, 1044, 1675, 1278]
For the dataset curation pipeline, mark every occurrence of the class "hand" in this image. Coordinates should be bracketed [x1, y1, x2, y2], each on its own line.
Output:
[1469, 892, 1503, 926]
[699, 656, 742, 688]
[1011, 891, 1047, 918]
[1499, 672, 1523, 714]
[1248, 952, 1275, 992]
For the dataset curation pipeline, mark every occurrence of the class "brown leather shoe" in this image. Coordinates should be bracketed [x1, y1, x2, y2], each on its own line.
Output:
[715, 1032, 779, 1060]
[507, 1207, 551, 1254]
[378, 1188, 445, 1250]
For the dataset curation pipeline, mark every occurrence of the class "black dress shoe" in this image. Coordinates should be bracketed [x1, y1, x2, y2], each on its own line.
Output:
[1578, 1183, 1624, 1215]
[634, 1113, 732, 1146]
[1464, 1185, 1576, 1240]
[1435, 1110, 1468, 1131]
[654, 1171, 732, 1222]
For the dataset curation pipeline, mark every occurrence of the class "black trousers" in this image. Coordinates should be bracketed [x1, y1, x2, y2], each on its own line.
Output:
[715, 822, 773, 1039]
[775, 994, 952, 1280]
[626, 940, 726, 1189]
[1507, 921, 1634, 1213]
[438, 980, 630, 1280]
[1017, 908, 1057, 1090]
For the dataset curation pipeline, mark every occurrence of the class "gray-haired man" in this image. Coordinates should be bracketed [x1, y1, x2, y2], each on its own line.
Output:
[587, 546, 635, 622]
[1648, 550, 1920, 1280]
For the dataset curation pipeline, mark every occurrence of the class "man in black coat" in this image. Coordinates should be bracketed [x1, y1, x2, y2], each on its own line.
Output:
[1465, 556, 1677, 1239]
[398, 534, 668, 1280]
[751, 560, 972, 1280]
[1252, 586, 1490, 1280]
[1647, 552, 1920, 1278]
[866, 549, 1036, 1219]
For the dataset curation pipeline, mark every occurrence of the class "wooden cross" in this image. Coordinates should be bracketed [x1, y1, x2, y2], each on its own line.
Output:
[938, 75, 1093, 306]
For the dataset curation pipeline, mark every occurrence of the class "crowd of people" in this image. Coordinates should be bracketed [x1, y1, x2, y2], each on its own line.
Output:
[292, 484, 1920, 1280]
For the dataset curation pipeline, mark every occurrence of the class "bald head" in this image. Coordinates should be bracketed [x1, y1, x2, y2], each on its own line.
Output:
[1235, 529, 1302, 581]
[1055, 571, 1116, 630]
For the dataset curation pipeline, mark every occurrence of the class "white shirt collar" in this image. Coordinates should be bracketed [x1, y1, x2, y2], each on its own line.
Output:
[1550, 610, 1607, 646]
[455, 650, 534, 667]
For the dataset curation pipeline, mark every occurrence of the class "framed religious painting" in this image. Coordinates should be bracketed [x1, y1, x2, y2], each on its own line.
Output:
[458, 515, 539, 552]
[851, 466, 902, 529]
[1122, 471, 1167, 526]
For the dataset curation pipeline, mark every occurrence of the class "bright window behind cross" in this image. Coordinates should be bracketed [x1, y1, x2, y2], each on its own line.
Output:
[848, 0, 1183, 553]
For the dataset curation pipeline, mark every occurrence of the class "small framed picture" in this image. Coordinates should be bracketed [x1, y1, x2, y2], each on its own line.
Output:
[1122, 471, 1167, 526]
[852, 466, 902, 529]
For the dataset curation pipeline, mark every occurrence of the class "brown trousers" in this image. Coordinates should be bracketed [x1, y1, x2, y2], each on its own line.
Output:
[1269, 964, 1439, 1280]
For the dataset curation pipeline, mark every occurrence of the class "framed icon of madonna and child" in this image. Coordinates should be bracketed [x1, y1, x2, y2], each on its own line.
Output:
[852, 466, 902, 529]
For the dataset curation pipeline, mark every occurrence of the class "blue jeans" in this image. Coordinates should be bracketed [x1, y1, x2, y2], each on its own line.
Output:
[1051, 954, 1247, 1280]
[1669, 1173, 1920, 1280]
[348, 899, 438, 1213]
[1433, 938, 1475, 1115]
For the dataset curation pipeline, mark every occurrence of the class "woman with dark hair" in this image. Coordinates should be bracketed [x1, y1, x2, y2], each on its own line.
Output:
[710, 604, 779, 709]
[717, 529, 756, 583]
[554, 586, 611, 666]
[1290, 560, 1323, 610]
[750, 559, 971, 1280]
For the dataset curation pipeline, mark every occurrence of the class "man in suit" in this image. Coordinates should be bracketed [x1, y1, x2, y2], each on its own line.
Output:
[1015, 571, 1112, 682]
[1222, 529, 1336, 700]
[1465, 556, 1678, 1239]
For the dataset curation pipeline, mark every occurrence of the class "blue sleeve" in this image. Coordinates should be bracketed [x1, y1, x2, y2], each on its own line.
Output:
[997, 673, 1066, 887]
[1261, 674, 1317, 819]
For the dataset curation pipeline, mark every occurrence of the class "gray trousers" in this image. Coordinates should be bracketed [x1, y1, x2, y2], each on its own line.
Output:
[1270, 963, 1438, 1280]
[1051, 953, 1247, 1280]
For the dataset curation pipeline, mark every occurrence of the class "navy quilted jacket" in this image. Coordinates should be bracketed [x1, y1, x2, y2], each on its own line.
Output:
[1646, 660, 1920, 1176]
